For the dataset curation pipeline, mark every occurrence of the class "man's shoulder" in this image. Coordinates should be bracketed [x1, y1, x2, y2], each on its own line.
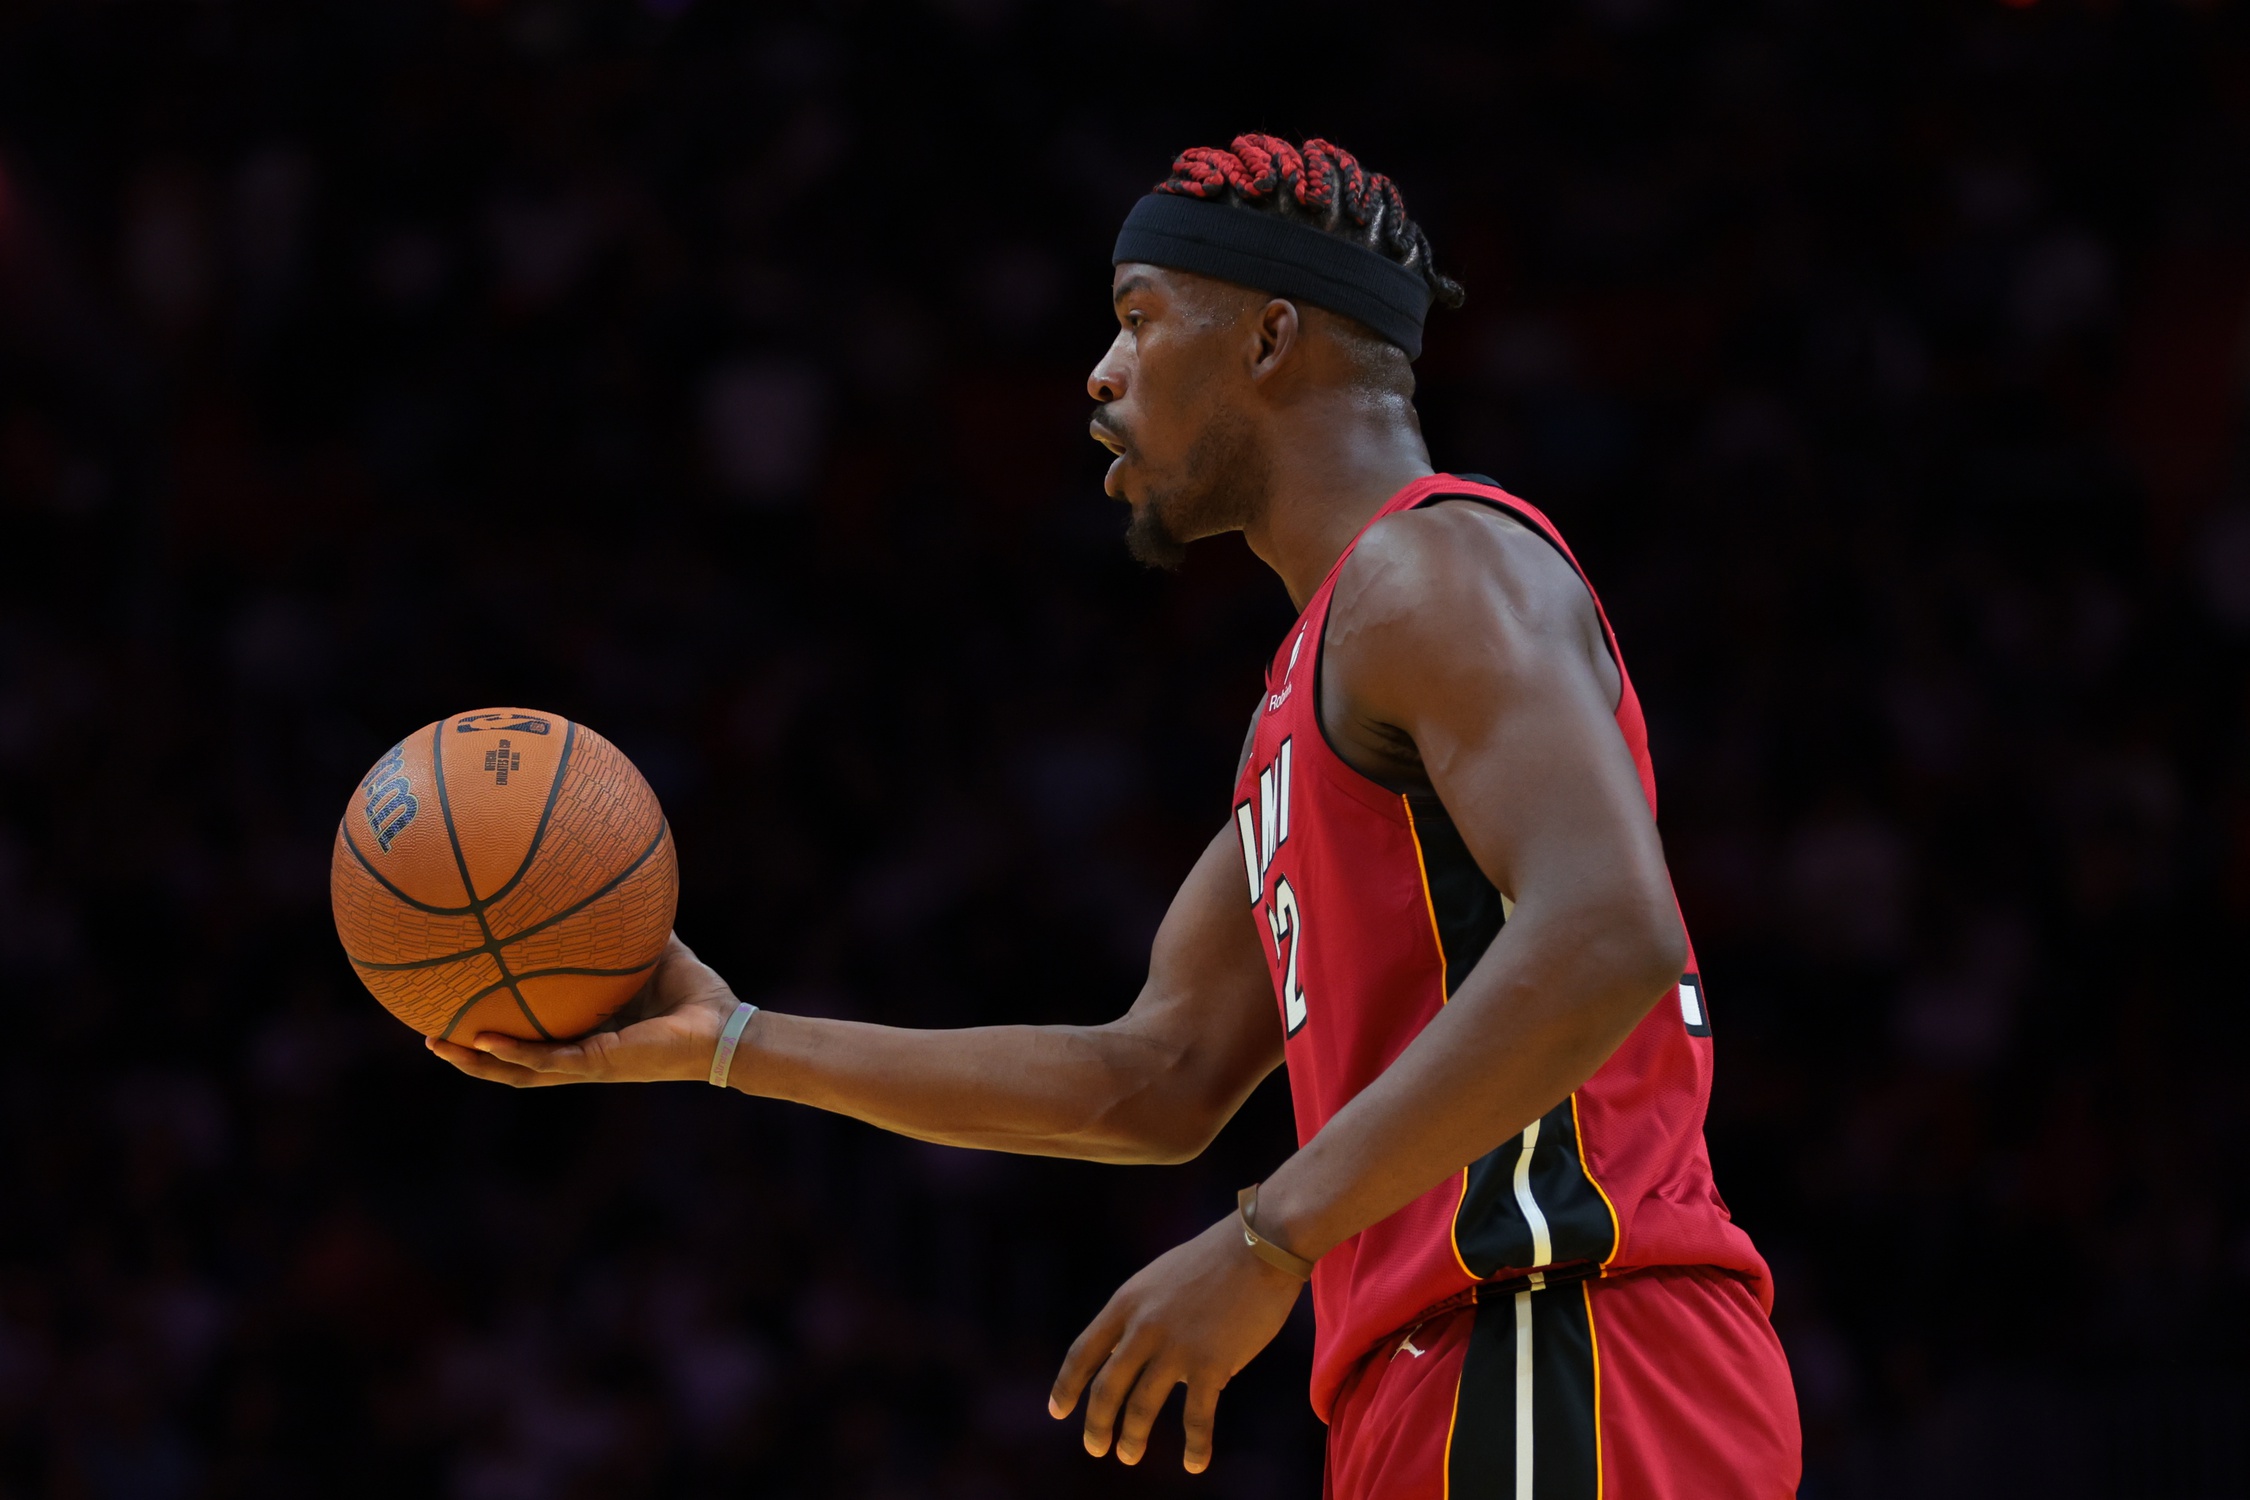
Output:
[1332, 496, 1591, 649]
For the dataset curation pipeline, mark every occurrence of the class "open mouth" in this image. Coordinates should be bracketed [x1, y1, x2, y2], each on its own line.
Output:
[1089, 419, 1131, 496]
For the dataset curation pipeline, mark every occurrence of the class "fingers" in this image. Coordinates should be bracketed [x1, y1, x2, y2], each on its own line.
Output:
[1111, 1359, 1184, 1467]
[424, 1035, 573, 1088]
[1080, 1333, 1155, 1460]
[608, 972, 659, 1028]
[1180, 1374, 1222, 1474]
[648, 932, 705, 995]
[1048, 1305, 1124, 1422]
[1055, 1337, 1219, 1469]
[615, 935, 690, 1025]
[472, 1033, 594, 1076]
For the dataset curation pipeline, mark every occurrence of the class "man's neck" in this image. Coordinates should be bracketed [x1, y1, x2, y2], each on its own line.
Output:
[1240, 401, 1435, 609]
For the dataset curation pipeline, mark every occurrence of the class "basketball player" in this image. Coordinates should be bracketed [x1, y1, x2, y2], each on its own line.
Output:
[431, 134, 1801, 1497]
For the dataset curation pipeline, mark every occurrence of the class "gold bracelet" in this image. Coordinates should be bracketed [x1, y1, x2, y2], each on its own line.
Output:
[1237, 1184, 1316, 1280]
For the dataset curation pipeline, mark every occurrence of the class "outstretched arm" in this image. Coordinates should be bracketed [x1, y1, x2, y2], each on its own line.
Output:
[428, 822, 1284, 1166]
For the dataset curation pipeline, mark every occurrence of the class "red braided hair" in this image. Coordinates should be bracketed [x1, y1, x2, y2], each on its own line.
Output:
[1157, 134, 1465, 309]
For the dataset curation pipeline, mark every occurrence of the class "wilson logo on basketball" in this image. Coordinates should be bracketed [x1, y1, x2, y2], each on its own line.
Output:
[361, 742, 419, 852]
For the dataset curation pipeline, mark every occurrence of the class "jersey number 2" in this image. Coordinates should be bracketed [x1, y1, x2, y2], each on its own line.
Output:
[1267, 877, 1308, 1036]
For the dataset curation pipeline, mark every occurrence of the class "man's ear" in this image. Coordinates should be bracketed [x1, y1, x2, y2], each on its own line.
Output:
[1248, 297, 1302, 381]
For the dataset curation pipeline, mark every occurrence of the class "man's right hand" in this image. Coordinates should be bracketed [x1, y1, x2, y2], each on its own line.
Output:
[425, 933, 744, 1088]
[424, 823, 1284, 1162]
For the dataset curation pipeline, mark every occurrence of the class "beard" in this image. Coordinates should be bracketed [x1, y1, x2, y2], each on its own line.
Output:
[1120, 406, 1270, 572]
[1123, 497, 1191, 571]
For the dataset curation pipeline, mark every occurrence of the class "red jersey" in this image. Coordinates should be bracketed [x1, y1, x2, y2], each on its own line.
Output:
[1231, 473, 1771, 1420]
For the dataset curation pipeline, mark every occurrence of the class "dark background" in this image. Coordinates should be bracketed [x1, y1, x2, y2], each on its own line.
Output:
[3, 0, 2249, 1495]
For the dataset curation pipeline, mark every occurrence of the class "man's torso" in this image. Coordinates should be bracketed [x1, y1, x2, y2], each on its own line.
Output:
[1229, 472, 1771, 1420]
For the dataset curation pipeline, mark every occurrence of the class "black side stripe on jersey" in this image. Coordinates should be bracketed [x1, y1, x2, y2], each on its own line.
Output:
[1447, 1279, 1601, 1500]
[1456, 1097, 1619, 1280]
[1403, 794, 1620, 1279]
[1405, 794, 1505, 998]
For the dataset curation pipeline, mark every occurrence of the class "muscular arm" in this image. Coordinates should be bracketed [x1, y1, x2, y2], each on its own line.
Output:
[732, 826, 1282, 1163]
[430, 824, 1283, 1167]
[1254, 501, 1686, 1257]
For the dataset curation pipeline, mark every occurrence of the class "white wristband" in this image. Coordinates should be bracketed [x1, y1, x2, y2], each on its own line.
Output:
[708, 1001, 758, 1088]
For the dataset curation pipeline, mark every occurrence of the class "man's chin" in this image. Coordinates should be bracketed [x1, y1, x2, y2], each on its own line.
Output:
[1123, 502, 1188, 572]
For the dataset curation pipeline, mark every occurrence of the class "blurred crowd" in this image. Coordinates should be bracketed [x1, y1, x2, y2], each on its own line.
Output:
[3, 0, 2250, 1495]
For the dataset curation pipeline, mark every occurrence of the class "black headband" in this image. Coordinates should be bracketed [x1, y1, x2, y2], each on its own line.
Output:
[1112, 193, 1433, 360]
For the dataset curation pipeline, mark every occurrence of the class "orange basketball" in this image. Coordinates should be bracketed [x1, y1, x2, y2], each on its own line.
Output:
[330, 708, 679, 1043]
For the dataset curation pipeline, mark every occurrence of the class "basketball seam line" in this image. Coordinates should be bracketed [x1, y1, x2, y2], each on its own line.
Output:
[339, 822, 473, 916]
[335, 720, 578, 919]
[345, 820, 671, 972]
[435, 959, 668, 1041]
[431, 718, 552, 1043]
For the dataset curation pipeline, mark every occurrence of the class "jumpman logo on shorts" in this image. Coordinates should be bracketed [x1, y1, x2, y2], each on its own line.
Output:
[1394, 1323, 1427, 1360]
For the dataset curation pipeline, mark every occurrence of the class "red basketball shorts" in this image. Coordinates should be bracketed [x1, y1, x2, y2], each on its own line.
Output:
[1323, 1266, 1800, 1500]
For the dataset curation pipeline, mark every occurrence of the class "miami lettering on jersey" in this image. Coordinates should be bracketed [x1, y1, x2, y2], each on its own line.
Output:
[1235, 735, 1304, 1035]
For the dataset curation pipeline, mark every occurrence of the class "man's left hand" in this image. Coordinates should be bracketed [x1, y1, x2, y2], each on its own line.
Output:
[1047, 1210, 1306, 1474]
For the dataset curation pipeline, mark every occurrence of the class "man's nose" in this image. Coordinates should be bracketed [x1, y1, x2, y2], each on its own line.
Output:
[1088, 338, 1128, 403]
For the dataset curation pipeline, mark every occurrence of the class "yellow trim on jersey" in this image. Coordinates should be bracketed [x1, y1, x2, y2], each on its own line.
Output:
[1441, 1345, 1464, 1500]
[1583, 1281, 1606, 1500]
[1401, 794, 1450, 998]
[1569, 1092, 1624, 1268]
[1404, 794, 1481, 1286]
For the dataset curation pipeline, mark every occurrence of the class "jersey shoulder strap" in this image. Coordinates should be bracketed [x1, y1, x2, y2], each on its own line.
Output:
[1408, 473, 1623, 665]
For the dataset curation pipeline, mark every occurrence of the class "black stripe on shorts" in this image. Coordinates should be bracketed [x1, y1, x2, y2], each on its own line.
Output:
[1447, 1278, 1599, 1500]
